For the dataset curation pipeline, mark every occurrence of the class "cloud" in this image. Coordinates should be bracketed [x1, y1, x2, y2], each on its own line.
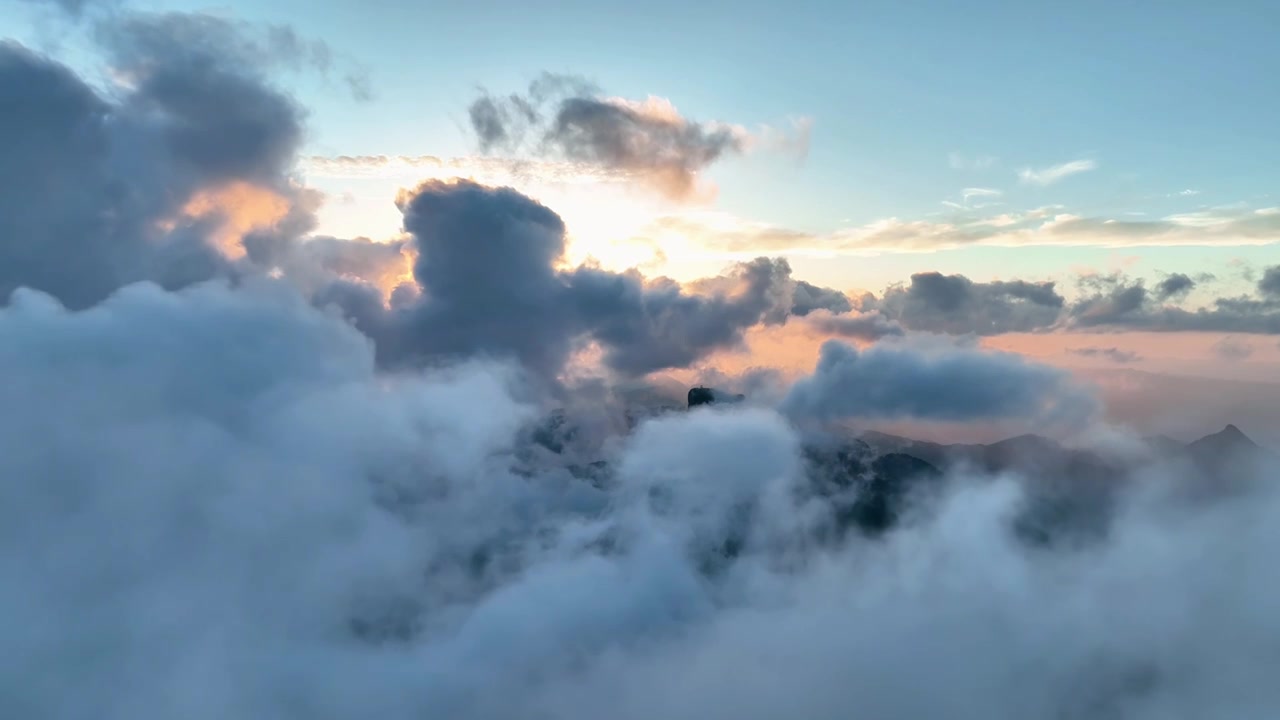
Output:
[1067, 346, 1142, 364]
[780, 339, 1094, 427]
[961, 187, 1002, 203]
[1213, 336, 1256, 361]
[6, 19, 895, 382]
[1066, 272, 1280, 335]
[0, 10, 367, 311]
[1260, 265, 1280, 299]
[0, 37, 284, 308]
[1154, 272, 1197, 301]
[5, 267, 1280, 719]
[638, 204, 1280, 259]
[789, 280, 854, 317]
[312, 179, 873, 379]
[1018, 159, 1097, 186]
[802, 309, 905, 342]
[8, 15, 1280, 718]
[870, 272, 1065, 336]
[466, 74, 804, 202]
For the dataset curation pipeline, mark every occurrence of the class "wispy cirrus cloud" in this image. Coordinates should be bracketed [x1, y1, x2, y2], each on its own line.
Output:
[1018, 159, 1097, 186]
[962, 187, 1003, 203]
[638, 204, 1280, 258]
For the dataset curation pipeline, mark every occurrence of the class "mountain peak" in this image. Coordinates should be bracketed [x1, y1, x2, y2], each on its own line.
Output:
[1187, 423, 1262, 465]
[1201, 424, 1255, 446]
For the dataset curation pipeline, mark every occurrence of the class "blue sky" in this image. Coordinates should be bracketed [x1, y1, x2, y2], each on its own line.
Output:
[6, 0, 1279, 292]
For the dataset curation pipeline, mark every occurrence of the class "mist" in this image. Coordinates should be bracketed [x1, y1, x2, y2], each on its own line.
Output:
[0, 279, 1277, 719]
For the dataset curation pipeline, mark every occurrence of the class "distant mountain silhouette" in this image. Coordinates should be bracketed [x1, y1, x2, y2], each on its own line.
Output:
[1188, 424, 1258, 457]
[518, 387, 1274, 556]
[1185, 424, 1271, 479]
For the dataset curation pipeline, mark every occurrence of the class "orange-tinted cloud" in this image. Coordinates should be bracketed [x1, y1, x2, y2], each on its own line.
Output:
[174, 181, 291, 259]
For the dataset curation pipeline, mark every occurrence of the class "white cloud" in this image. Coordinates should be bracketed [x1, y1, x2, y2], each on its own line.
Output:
[8, 279, 1280, 720]
[1017, 159, 1098, 186]
[962, 187, 1003, 203]
[640, 202, 1280, 257]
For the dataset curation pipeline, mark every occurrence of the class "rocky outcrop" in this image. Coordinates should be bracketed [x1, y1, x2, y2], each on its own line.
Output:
[687, 386, 745, 409]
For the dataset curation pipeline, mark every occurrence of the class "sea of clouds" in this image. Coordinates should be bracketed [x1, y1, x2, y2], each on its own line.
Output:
[1, 278, 1278, 720]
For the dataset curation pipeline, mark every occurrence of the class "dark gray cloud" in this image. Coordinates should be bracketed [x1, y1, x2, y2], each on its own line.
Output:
[1067, 346, 1142, 364]
[0, 11, 319, 310]
[781, 339, 1093, 425]
[871, 272, 1065, 335]
[1067, 273, 1280, 334]
[1260, 266, 1280, 299]
[317, 181, 854, 379]
[804, 310, 905, 342]
[791, 280, 854, 316]
[1069, 275, 1150, 327]
[468, 73, 747, 201]
[1155, 272, 1196, 301]
[573, 257, 795, 376]
[381, 180, 577, 376]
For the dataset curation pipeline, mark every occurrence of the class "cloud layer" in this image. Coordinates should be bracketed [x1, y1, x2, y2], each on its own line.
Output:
[1, 278, 1277, 719]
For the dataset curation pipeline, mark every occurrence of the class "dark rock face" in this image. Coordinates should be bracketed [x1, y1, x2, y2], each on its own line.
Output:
[688, 386, 716, 408]
[802, 442, 943, 538]
[687, 386, 746, 409]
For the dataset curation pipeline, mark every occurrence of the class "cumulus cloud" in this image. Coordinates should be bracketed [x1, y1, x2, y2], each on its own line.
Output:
[1154, 272, 1197, 301]
[789, 280, 854, 316]
[1066, 272, 1280, 335]
[466, 73, 805, 202]
[0, 13, 324, 309]
[780, 339, 1094, 426]
[1018, 158, 1097, 186]
[1260, 265, 1280, 299]
[306, 179, 880, 380]
[803, 309, 905, 341]
[0, 17, 878, 382]
[870, 272, 1065, 335]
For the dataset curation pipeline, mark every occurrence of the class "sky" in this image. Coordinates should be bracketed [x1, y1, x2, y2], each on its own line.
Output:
[8, 0, 1278, 288]
[2, 0, 1279, 409]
